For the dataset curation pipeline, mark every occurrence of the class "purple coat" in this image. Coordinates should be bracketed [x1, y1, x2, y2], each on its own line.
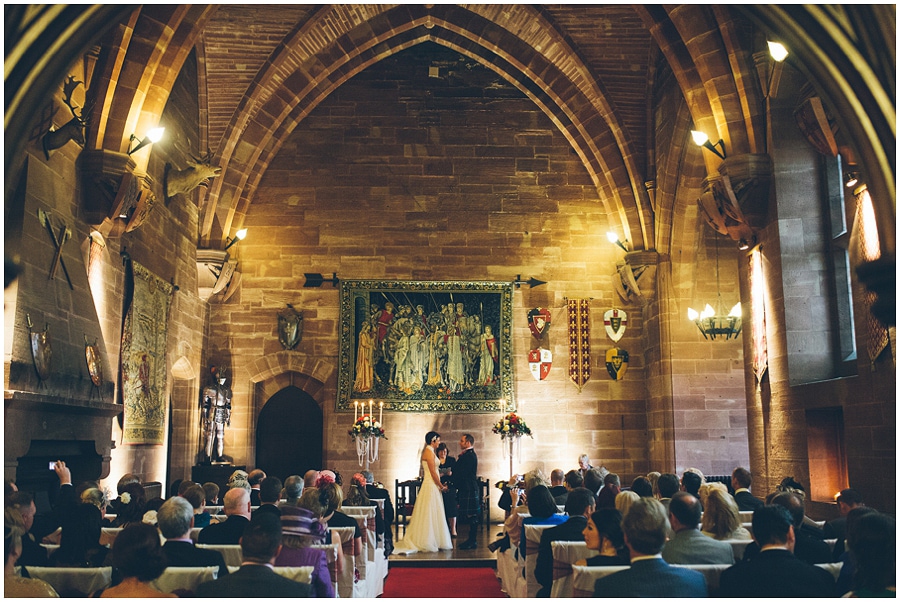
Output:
[275, 545, 335, 597]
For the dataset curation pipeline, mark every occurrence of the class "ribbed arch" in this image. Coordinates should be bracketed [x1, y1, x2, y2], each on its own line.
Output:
[200, 4, 653, 252]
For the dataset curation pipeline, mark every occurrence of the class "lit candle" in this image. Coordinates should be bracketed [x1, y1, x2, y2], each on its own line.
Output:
[379, 400, 384, 424]
[369, 399, 373, 420]
[354, 401, 358, 421]
[500, 398, 505, 414]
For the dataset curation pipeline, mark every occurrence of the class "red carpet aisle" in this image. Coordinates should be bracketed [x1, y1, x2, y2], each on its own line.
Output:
[381, 567, 506, 598]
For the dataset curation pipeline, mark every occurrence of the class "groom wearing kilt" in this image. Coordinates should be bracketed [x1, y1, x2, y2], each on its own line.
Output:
[456, 433, 481, 549]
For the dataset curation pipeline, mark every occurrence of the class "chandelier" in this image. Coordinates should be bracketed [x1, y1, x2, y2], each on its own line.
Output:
[688, 235, 742, 340]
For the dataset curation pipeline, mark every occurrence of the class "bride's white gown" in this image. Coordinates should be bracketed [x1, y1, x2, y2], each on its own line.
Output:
[392, 451, 453, 554]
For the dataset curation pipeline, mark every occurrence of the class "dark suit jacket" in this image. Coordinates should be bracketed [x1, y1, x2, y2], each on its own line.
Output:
[253, 503, 282, 519]
[162, 540, 229, 578]
[741, 530, 832, 566]
[454, 448, 479, 518]
[250, 489, 261, 507]
[719, 548, 835, 597]
[535, 515, 588, 596]
[198, 515, 251, 544]
[196, 563, 311, 597]
[594, 557, 707, 597]
[366, 484, 394, 529]
[733, 490, 764, 511]
[548, 485, 567, 498]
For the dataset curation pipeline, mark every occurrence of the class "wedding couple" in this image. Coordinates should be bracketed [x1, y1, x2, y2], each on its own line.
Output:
[393, 431, 481, 553]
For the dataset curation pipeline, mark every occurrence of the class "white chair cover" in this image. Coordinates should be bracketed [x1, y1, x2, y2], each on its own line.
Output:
[196, 543, 243, 566]
[311, 542, 340, 593]
[331, 525, 358, 598]
[816, 562, 844, 581]
[572, 565, 628, 597]
[550, 541, 598, 598]
[523, 524, 556, 598]
[676, 564, 732, 596]
[272, 565, 314, 584]
[151, 566, 218, 594]
[100, 527, 122, 546]
[495, 545, 523, 598]
[25, 566, 112, 597]
[723, 538, 752, 561]
[189, 527, 203, 542]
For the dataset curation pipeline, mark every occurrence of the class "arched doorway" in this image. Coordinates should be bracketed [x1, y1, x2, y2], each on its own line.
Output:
[255, 386, 323, 482]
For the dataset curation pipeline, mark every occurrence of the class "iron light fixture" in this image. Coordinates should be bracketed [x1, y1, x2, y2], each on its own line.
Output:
[688, 235, 742, 340]
[691, 130, 727, 160]
[127, 127, 165, 155]
[223, 228, 248, 251]
[606, 231, 629, 252]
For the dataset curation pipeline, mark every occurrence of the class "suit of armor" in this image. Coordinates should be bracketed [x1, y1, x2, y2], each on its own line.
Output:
[203, 376, 232, 462]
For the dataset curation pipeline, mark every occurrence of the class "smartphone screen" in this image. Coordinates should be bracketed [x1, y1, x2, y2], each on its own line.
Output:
[48, 461, 57, 470]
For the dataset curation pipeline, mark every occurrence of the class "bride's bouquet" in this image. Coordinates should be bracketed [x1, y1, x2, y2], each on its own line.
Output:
[348, 414, 387, 440]
[492, 412, 532, 439]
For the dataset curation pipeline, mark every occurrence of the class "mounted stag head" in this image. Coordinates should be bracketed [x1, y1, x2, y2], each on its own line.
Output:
[42, 76, 91, 159]
[165, 148, 221, 199]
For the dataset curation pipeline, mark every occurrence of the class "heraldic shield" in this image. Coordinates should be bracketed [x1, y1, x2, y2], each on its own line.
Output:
[85, 339, 103, 387]
[528, 348, 552, 380]
[278, 304, 303, 350]
[603, 308, 627, 342]
[605, 347, 629, 380]
[527, 307, 552, 338]
[27, 317, 52, 381]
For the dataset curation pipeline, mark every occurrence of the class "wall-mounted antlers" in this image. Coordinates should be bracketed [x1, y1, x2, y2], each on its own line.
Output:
[165, 148, 221, 199]
[42, 76, 91, 159]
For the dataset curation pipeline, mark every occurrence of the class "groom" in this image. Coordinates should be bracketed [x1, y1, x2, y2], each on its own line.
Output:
[455, 433, 481, 549]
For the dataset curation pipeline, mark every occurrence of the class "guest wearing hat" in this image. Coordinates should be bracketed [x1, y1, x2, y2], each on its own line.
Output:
[274, 505, 334, 597]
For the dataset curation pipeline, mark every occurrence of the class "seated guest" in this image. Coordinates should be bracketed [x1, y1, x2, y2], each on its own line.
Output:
[99, 523, 175, 598]
[575, 508, 629, 567]
[834, 507, 879, 595]
[280, 475, 304, 507]
[197, 513, 311, 597]
[555, 470, 583, 506]
[4, 509, 58, 597]
[775, 476, 825, 538]
[662, 492, 734, 565]
[646, 471, 661, 497]
[614, 490, 639, 518]
[504, 469, 548, 550]
[50, 503, 109, 568]
[843, 510, 895, 598]
[630, 476, 653, 498]
[583, 467, 608, 497]
[594, 497, 707, 597]
[719, 505, 835, 597]
[198, 487, 252, 544]
[741, 491, 831, 565]
[596, 473, 620, 509]
[655, 473, 680, 508]
[697, 481, 728, 509]
[824, 488, 864, 542]
[731, 467, 764, 511]
[548, 469, 567, 499]
[275, 505, 334, 597]
[182, 484, 213, 528]
[535, 487, 596, 597]
[319, 479, 363, 557]
[112, 482, 146, 528]
[303, 470, 320, 489]
[7, 491, 48, 568]
[80, 487, 114, 527]
[177, 480, 197, 497]
[157, 496, 228, 578]
[361, 470, 394, 555]
[108, 474, 141, 515]
[202, 481, 220, 506]
[298, 487, 345, 573]
[681, 470, 703, 501]
[255, 477, 283, 518]
[227, 470, 251, 494]
[345, 473, 384, 537]
[519, 485, 567, 558]
[248, 469, 266, 506]
[700, 487, 751, 541]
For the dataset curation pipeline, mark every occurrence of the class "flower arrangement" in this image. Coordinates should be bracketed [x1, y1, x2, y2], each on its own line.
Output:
[348, 414, 387, 440]
[492, 412, 533, 439]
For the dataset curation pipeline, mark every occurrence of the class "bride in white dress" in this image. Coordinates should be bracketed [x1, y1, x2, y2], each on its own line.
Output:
[392, 431, 454, 554]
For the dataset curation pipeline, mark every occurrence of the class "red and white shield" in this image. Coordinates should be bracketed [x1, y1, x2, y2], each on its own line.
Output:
[528, 348, 552, 380]
[528, 307, 552, 338]
[603, 308, 627, 342]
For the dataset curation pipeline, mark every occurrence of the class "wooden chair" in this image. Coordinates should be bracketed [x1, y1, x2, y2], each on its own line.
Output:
[151, 566, 218, 595]
[550, 541, 598, 598]
[25, 566, 112, 597]
[196, 543, 243, 566]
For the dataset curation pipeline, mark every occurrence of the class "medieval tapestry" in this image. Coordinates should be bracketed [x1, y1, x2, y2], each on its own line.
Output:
[338, 280, 514, 413]
[121, 261, 174, 444]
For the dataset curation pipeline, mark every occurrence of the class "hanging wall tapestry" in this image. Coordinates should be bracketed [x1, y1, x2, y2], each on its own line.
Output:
[121, 260, 174, 444]
[749, 248, 768, 388]
[567, 298, 591, 391]
[338, 280, 513, 413]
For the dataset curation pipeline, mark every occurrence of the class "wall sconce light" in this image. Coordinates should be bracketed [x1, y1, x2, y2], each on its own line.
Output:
[738, 236, 757, 251]
[606, 232, 629, 252]
[127, 126, 165, 155]
[223, 228, 248, 251]
[844, 171, 860, 188]
[766, 40, 789, 98]
[304, 272, 340, 288]
[691, 130, 726, 160]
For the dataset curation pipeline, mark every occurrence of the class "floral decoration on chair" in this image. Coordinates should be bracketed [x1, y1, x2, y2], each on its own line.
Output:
[492, 412, 533, 439]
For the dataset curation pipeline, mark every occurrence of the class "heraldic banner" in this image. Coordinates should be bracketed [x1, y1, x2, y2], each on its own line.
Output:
[121, 261, 174, 444]
[567, 298, 591, 391]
